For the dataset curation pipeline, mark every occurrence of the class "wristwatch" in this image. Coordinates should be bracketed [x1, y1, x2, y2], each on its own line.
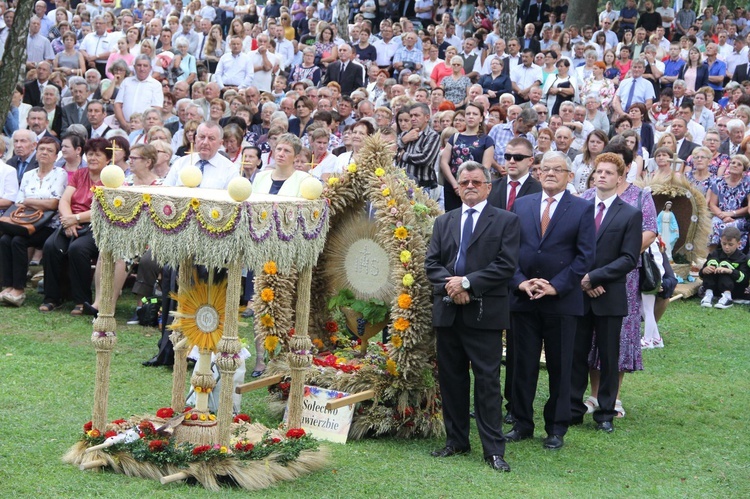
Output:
[461, 277, 470, 290]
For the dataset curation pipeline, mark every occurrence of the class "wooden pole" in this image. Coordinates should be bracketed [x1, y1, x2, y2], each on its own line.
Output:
[235, 374, 284, 394]
[91, 249, 117, 431]
[161, 471, 190, 484]
[171, 258, 192, 412]
[325, 389, 376, 411]
[79, 459, 107, 471]
[287, 265, 313, 429]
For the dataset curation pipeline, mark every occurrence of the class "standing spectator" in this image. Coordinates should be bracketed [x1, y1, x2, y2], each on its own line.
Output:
[214, 36, 254, 90]
[675, 0, 696, 38]
[510, 49, 543, 105]
[27, 16, 55, 66]
[79, 16, 113, 78]
[612, 60, 655, 118]
[249, 34, 281, 93]
[396, 103, 441, 195]
[321, 44, 365, 97]
[114, 55, 164, 133]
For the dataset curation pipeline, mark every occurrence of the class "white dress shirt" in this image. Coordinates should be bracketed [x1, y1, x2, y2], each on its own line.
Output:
[511, 63, 543, 91]
[214, 52, 255, 89]
[115, 75, 164, 121]
[539, 190, 565, 221]
[594, 193, 617, 225]
[164, 151, 240, 189]
[506, 173, 530, 208]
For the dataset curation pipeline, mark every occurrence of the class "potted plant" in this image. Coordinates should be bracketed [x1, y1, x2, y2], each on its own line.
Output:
[327, 289, 390, 353]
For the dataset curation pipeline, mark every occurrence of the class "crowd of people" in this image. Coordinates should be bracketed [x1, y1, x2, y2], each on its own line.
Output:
[1, 0, 750, 473]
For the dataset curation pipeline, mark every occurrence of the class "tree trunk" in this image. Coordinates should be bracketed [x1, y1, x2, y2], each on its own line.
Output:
[497, 0, 520, 41]
[0, 1, 35, 127]
[337, 2, 350, 43]
[565, 0, 600, 30]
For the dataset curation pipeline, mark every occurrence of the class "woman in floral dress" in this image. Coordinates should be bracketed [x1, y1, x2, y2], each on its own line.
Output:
[439, 102, 494, 211]
[706, 155, 750, 251]
[580, 147, 657, 418]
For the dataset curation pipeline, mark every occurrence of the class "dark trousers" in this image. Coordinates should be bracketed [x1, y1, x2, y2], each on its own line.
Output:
[702, 273, 741, 296]
[436, 313, 506, 458]
[571, 313, 623, 424]
[43, 229, 98, 304]
[511, 311, 576, 436]
[132, 249, 161, 296]
[503, 328, 515, 416]
[95, 61, 108, 79]
[0, 228, 54, 289]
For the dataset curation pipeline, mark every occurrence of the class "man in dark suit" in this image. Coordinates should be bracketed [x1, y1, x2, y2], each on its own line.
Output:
[61, 79, 91, 131]
[321, 44, 365, 97]
[731, 62, 749, 85]
[26, 107, 59, 144]
[520, 23, 542, 53]
[426, 161, 520, 472]
[23, 61, 54, 108]
[85, 100, 111, 139]
[524, 0, 551, 34]
[719, 119, 746, 156]
[7, 130, 39, 183]
[507, 150, 596, 450]
[487, 137, 542, 424]
[570, 153, 642, 433]
[672, 117, 700, 161]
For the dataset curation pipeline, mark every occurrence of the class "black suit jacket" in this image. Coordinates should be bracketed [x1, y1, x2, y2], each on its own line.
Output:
[487, 175, 542, 211]
[510, 191, 596, 316]
[50, 105, 63, 138]
[583, 197, 642, 317]
[524, 2, 551, 27]
[732, 63, 749, 84]
[719, 138, 742, 156]
[677, 138, 700, 161]
[520, 36, 541, 54]
[61, 102, 91, 130]
[23, 81, 43, 107]
[85, 124, 112, 139]
[7, 154, 39, 183]
[425, 204, 521, 330]
[321, 60, 365, 97]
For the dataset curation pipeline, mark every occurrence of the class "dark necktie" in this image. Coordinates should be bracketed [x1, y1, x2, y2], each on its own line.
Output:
[541, 197, 555, 236]
[17, 160, 27, 182]
[199, 34, 207, 59]
[595, 201, 605, 231]
[455, 208, 476, 276]
[624, 79, 637, 111]
[340, 62, 347, 82]
[507, 180, 520, 211]
[197, 159, 209, 173]
[78, 107, 84, 122]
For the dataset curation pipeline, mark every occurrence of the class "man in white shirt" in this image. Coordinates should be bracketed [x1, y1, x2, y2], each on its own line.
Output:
[444, 22, 462, 48]
[717, 31, 734, 61]
[726, 37, 749, 78]
[593, 19, 618, 48]
[599, 2, 618, 27]
[250, 33, 281, 93]
[480, 39, 506, 76]
[114, 55, 164, 133]
[194, 18, 212, 60]
[611, 60, 655, 118]
[655, 0, 674, 37]
[214, 36, 254, 90]
[164, 122, 240, 189]
[511, 49, 543, 105]
[273, 24, 295, 71]
[174, 15, 200, 56]
[374, 22, 399, 69]
[79, 15, 113, 77]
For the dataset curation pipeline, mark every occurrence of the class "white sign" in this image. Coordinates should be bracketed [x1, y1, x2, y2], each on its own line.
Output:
[284, 385, 354, 443]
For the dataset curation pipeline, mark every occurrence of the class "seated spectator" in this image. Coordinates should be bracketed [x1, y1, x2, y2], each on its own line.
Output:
[706, 155, 750, 252]
[700, 226, 749, 309]
[40, 138, 110, 315]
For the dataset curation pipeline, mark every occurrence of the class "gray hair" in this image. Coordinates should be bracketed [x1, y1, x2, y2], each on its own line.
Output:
[104, 129, 129, 140]
[450, 55, 464, 66]
[541, 150, 572, 168]
[186, 104, 205, 119]
[12, 129, 36, 142]
[727, 118, 747, 133]
[197, 121, 224, 139]
[134, 53, 152, 65]
[43, 84, 60, 100]
[584, 49, 597, 59]
[175, 36, 189, 49]
[176, 97, 193, 110]
[270, 110, 287, 122]
[518, 108, 539, 126]
[673, 79, 686, 88]
[109, 59, 130, 76]
[262, 101, 279, 113]
[65, 124, 88, 141]
[69, 76, 87, 89]
[143, 107, 162, 120]
[456, 161, 491, 183]
[559, 101, 575, 111]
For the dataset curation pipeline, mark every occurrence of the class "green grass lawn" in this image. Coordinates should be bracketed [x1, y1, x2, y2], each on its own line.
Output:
[1, 295, 748, 498]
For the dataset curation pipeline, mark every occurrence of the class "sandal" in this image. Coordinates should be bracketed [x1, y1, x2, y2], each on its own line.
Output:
[584, 396, 599, 414]
[615, 399, 626, 418]
[70, 304, 85, 316]
[39, 302, 62, 312]
[251, 370, 265, 378]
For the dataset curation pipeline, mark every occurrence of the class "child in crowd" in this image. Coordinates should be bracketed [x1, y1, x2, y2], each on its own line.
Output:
[127, 112, 144, 144]
[272, 75, 287, 104]
[700, 227, 749, 309]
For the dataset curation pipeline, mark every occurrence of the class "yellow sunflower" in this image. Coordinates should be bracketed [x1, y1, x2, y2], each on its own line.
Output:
[393, 317, 410, 332]
[394, 226, 409, 240]
[260, 288, 275, 302]
[386, 358, 398, 376]
[260, 314, 275, 327]
[391, 335, 403, 348]
[263, 261, 278, 275]
[169, 273, 227, 352]
[264, 335, 279, 352]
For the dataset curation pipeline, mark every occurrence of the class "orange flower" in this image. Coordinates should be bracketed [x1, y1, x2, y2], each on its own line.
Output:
[391, 335, 403, 348]
[263, 261, 277, 274]
[394, 226, 408, 240]
[260, 288, 275, 302]
[397, 294, 412, 309]
[393, 317, 410, 332]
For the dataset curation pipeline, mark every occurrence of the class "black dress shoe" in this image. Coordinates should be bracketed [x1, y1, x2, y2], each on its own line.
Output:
[543, 434, 564, 449]
[596, 421, 614, 433]
[485, 455, 511, 472]
[431, 445, 470, 458]
[83, 302, 99, 317]
[504, 428, 533, 442]
[142, 356, 161, 367]
[504, 413, 516, 425]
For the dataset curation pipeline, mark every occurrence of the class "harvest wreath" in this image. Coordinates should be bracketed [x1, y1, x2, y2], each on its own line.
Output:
[252, 134, 444, 439]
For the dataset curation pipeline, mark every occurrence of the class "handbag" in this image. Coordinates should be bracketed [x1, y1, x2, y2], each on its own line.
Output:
[0, 204, 56, 237]
[640, 248, 662, 294]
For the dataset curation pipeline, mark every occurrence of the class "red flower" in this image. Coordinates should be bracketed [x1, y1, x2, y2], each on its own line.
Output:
[192, 445, 211, 455]
[286, 428, 306, 439]
[289, 328, 295, 336]
[271, 437, 281, 444]
[111, 419, 126, 425]
[105, 431, 117, 439]
[233, 413, 251, 423]
[83, 421, 93, 432]
[156, 407, 175, 419]
[138, 421, 156, 434]
[325, 321, 339, 333]
[183, 406, 193, 413]
[235, 441, 254, 452]
[149, 440, 167, 452]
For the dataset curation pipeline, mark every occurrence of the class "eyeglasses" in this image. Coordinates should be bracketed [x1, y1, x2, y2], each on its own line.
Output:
[540, 166, 570, 174]
[129, 156, 143, 162]
[458, 180, 489, 187]
[692, 155, 710, 160]
[504, 153, 532, 162]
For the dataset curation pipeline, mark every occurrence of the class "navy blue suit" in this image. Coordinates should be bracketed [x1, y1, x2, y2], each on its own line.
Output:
[509, 190, 596, 436]
[571, 196, 642, 425]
